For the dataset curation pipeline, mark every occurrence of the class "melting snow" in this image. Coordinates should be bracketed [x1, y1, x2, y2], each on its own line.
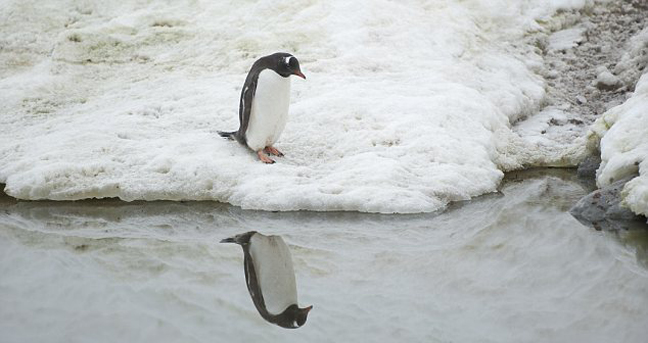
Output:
[590, 73, 648, 217]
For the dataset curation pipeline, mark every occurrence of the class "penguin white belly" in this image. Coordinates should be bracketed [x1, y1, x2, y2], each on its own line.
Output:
[249, 233, 298, 315]
[245, 69, 291, 151]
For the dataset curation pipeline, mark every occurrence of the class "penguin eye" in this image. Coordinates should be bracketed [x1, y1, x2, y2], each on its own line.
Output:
[284, 57, 292, 68]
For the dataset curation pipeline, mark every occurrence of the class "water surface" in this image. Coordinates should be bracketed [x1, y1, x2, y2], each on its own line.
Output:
[1, 170, 647, 342]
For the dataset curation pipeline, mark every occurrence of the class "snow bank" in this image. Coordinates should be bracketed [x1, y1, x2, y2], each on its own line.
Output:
[0, 0, 594, 213]
[589, 73, 648, 217]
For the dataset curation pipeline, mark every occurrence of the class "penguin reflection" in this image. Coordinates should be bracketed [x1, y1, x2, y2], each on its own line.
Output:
[221, 231, 312, 328]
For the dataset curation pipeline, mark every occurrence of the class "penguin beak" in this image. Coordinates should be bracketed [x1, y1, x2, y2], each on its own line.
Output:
[293, 70, 306, 79]
[303, 305, 313, 313]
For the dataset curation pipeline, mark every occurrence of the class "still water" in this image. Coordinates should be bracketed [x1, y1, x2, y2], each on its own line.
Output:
[1, 170, 647, 342]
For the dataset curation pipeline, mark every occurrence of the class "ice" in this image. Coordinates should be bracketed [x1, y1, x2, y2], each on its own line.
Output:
[547, 26, 586, 51]
[514, 107, 570, 145]
[0, 0, 598, 213]
[589, 73, 648, 216]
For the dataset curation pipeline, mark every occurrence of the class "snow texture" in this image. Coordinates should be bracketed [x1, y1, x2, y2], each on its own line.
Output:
[547, 26, 586, 51]
[594, 66, 621, 90]
[0, 0, 597, 213]
[590, 73, 648, 217]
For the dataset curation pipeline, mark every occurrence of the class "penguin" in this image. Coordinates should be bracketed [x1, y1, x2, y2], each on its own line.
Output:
[218, 52, 306, 164]
[221, 231, 313, 328]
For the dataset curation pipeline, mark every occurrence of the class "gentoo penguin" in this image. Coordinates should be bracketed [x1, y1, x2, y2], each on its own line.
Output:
[221, 231, 312, 328]
[218, 52, 306, 164]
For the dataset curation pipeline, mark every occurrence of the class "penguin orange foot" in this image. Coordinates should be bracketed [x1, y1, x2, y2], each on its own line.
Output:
[257, 151, 275, 164]
[264, 146, 284, 157]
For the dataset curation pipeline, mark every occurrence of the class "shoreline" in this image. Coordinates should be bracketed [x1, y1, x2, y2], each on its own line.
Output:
[0, 167, 596, 210]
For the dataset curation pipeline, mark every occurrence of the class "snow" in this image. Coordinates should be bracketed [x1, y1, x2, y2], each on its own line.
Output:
[547, 26, 587, 51]
[0, 0, 599, 213]
[514, 107, 570, 145]
[589, 73, 648, 217]
[594, 66, 621, 90]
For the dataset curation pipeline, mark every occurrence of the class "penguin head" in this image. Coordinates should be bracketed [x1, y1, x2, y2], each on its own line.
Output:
[276, 304, 313, 329]
[293, 305, 313, 327]
[219, 231, 257, 245]
[275, 54, 306, 79]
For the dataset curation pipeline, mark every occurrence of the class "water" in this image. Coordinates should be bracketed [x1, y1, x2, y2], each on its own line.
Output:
[1, 169, 647, 343]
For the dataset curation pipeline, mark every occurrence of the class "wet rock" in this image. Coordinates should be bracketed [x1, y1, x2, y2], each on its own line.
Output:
[570, 176, 648, 230]
[576, 154, 601, 178]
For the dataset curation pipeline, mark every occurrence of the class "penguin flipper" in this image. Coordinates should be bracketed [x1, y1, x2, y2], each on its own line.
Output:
[218, 74, 258, 148]
[237, 74, 259, 146]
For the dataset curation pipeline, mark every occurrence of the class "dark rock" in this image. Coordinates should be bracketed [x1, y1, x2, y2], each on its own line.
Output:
[576, 154, 601, 178]
[570, 176, 648, 230]
[568, 118, 584, 125]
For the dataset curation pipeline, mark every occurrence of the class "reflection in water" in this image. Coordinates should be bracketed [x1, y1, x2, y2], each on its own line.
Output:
[1, 170, 648, 342]
[221, 231, 312, 329]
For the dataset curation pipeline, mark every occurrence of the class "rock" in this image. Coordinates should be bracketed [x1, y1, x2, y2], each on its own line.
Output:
[570, 176, 648, 230]
[575, 95, 587, 104]
[576, 154, 601, 178]
[594, 66, 621, 90]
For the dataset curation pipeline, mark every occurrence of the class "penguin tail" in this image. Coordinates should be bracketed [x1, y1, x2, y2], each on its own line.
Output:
[220, 231, 257, 245]
[217, 131, 237, 140]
